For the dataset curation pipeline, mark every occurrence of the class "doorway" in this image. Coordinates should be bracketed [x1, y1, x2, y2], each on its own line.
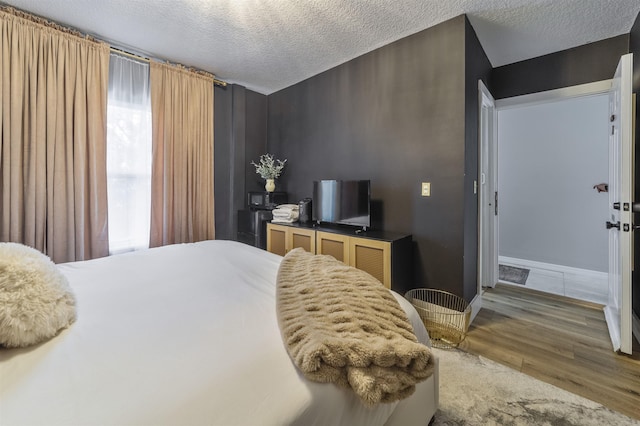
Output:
[478, 80, 613, 298]
[496, 89, 610, 305]
[478, 56, 636, 355]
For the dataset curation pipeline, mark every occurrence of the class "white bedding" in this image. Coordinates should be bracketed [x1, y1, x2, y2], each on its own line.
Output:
[0, 240, 437, 425]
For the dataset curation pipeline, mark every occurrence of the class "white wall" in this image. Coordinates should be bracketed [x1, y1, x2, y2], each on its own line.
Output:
[498, 93, 609, 272]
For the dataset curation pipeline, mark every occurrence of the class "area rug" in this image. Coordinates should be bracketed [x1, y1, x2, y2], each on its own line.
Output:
[499, 264, 529, 285]
[431, 348, 639, 426]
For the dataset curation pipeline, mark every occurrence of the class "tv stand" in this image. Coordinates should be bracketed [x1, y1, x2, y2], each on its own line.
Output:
[266, 222, 412, 293]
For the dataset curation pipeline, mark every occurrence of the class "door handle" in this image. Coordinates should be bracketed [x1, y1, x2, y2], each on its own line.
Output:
[606, 221, 620, 230]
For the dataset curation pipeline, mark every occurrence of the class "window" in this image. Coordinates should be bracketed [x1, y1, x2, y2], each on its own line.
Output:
[106, 54, 152, 254]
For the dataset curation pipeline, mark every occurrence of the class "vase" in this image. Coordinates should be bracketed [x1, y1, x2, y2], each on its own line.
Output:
[265, 178, 275, 192]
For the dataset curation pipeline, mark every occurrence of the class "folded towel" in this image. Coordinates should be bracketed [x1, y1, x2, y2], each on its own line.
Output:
[272, 209, 299, 223]
[274, 204, 299, 212]
[271, 218, 298, 224]
[273, 209, 299, 219]
[276, 249, 435, 406]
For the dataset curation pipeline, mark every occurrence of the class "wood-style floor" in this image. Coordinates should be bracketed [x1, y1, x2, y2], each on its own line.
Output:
[458, 284, 640, 421]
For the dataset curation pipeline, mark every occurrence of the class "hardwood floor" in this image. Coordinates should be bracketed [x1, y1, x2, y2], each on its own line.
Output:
[458, 284, 640, 421]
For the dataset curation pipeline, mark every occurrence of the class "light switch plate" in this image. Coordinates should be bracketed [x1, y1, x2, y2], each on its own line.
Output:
[421, 182, 431, 197]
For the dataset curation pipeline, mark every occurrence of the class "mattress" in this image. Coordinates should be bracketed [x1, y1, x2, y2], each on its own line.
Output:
[0, 240, 437, 425]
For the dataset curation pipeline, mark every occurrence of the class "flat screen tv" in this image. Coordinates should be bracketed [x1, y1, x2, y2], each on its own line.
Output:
[313, 180, 370, 229]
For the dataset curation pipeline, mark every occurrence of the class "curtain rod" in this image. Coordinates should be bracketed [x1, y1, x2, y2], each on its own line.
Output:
[0, 4, 228, 88]
[110, 47, 227, 88]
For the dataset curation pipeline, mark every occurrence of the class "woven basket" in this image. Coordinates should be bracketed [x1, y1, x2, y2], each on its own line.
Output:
[405, 289, 471, 349]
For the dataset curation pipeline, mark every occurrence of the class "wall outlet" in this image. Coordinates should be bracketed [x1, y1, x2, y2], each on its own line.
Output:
[421, 182, 431, 197]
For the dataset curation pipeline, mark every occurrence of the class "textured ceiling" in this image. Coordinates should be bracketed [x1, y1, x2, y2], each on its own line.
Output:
[3, 0, 640, 94]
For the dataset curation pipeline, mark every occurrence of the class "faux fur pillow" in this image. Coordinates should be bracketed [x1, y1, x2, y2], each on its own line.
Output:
[0, 243, 77, 348]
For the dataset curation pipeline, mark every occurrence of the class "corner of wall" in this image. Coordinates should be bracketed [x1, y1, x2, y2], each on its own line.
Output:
[214, 84, 268, 241]
[463, 15, 492, 302]
[214, 84, 234, 240]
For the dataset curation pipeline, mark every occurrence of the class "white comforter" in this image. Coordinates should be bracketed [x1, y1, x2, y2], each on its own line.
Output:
[0, 240, 434, 426]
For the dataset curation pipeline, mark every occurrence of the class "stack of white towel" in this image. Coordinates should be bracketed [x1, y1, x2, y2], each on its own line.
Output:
[272, 204, 299, 224]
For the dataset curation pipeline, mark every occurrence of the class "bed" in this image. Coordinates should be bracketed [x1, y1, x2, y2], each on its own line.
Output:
[0, 240, 438, 425]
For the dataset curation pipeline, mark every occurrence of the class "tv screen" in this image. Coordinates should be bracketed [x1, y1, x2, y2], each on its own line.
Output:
[313, 180, 370, 228]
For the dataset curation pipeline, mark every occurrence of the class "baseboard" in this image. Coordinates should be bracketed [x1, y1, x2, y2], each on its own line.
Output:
[469, 293, 482, 325]
[499, 256, 607, 280]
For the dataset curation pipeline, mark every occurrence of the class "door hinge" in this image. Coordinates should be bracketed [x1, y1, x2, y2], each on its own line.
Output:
[494, 191, 498, 216]
[624, 223, 630, 232]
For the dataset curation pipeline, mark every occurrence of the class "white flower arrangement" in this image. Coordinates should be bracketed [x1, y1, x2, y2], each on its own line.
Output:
[251, 153, 287, 180]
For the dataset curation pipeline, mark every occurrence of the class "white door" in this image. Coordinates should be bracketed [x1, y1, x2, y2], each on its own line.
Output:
[478, 80, 498, 288]
[604, 53, 633, 355]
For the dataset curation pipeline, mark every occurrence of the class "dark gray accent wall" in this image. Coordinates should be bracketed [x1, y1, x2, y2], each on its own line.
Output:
[268, 15, 481, 300]
[491, 35, 630, 99]
[630, 10, 640, 320]
[214, 84, 267, 240]
[230, 86, 247, 238]
[245, 90, 268, 192]
[464, 18, 492, 301]
[214, 85, 233, 240]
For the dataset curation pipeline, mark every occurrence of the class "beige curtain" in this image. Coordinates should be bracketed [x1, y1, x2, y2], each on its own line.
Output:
[149, 62, 215, 247]
[0, 9, 110, 263]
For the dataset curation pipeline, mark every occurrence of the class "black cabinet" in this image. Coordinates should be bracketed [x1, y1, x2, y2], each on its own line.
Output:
[237, 209, 273, 249]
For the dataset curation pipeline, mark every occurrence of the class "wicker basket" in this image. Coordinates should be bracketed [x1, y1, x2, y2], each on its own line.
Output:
[405, 289, 471, 349]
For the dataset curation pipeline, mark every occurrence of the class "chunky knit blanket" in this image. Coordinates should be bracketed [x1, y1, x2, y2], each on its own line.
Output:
[276, 248, 435, 406]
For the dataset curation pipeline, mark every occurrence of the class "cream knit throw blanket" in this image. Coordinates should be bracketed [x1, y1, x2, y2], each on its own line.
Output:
[276, 248, 435, 406]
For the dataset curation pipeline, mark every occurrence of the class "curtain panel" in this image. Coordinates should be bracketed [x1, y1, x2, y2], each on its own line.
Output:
[149, 62, 215, 247]
[0, 9, 110, 263]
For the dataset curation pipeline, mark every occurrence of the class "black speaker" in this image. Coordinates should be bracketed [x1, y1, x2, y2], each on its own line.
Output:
[298, 198, 312, 223]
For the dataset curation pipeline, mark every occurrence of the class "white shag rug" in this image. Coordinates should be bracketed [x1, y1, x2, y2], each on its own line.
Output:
[432, 348, 639, 426]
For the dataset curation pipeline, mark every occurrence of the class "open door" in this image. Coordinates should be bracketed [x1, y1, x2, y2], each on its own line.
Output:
[604, 53, 633, 355]
[478, 80, 498, 289]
